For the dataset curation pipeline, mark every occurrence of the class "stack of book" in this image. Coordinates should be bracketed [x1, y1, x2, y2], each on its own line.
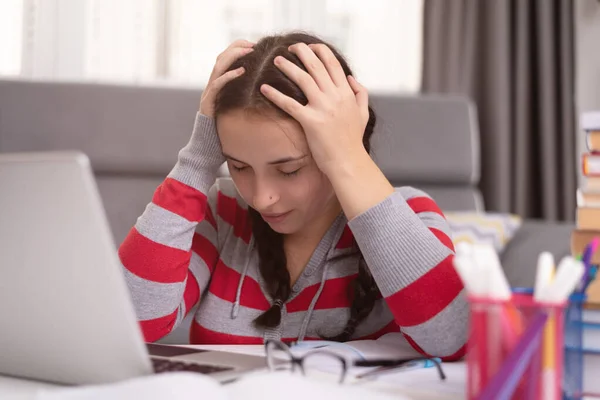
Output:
[572, 111, 600, 303]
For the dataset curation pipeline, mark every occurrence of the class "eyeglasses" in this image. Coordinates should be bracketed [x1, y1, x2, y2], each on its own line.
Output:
[264, 339, 446, 384]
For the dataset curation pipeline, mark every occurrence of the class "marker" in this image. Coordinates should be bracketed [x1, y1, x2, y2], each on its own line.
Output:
[536, 256, 584, 400]
[541, 257, 585, 303]
[534, 252, 555, 301]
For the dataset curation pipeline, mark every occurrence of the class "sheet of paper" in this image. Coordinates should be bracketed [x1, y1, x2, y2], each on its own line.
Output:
[347, 332, 425, 359]
[33, 370, 415, 400]
[34, 372, 227, 400]
[363, 362, 466, 400]
[228, 372, 411, 400]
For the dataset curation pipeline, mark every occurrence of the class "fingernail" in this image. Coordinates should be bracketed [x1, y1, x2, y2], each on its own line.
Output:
[238, 67, 245, 74]
[261, 84, 270, 92]
[274, 56, 281, 65]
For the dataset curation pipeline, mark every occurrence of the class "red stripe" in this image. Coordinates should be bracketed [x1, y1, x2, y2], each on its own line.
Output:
[183, 270, 200, 313]
[403, 333, 466, 361]
[217, 192, 252, 244]
[139, 309, 178, 343]
[385, 255, 464, 326]
[430, 227, 455, 251]
[190, 321, 263, 345]
[152, 178, 208, 222]
[335, 226, 354, 249]
[286, 275, 356, 313]
[354, 320, 400, 340]
[191, 232, 219, 273]
[406, 196, 444, 216]
[208, 260, 270, 311]
[119, 228, 190, 283]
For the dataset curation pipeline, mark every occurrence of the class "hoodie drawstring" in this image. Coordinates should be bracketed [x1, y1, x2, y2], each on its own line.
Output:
[231, 238, 254, 319]
[297, 262, 330, 341]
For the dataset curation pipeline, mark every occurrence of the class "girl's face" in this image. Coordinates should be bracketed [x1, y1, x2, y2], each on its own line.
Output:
[217, 109, 339, 235]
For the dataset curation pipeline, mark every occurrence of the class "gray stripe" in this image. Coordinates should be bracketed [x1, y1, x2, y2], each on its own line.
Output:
[397, 186, 431, 201]
[401, 289, 468, 357]
[176, 295, 187, 327]
[194, 292, 380, 341]
[216, 234, 256, 274]
[348, 192, 454, 298]
[135, 203, 197, 251]
[352, 299, 395, 338]
[123, 267, 184, 321]
[281, 308, 350, 339]
[195, 293, 264, 337]
[284, 300, 395, 339]
[188, 252, 213, 294]
[167, 114, 223, 194]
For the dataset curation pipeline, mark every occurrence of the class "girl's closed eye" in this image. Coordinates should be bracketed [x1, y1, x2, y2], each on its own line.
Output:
[231, 164, 248, 172]
[281, 168, 301, 177]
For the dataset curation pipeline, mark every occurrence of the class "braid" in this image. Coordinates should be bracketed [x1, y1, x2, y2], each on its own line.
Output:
[250, 208, 291, 328]
[324, 250, 380, 342]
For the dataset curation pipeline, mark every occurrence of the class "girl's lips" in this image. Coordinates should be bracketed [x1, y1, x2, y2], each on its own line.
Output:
[261, 211, 291, 223]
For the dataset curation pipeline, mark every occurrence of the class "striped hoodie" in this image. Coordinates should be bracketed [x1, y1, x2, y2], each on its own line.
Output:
[119, 113, 468, 359]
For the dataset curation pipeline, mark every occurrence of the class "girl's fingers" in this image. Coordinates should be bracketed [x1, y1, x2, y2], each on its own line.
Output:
[209, 47, 253, 83]
[210, 67, 246, 93]
[260, 84, 305, 120]
[288, 43, 335, 93]
[308, 43, 348, 88]
[273, 55, 322, 104]
[348, 75, 369, 120]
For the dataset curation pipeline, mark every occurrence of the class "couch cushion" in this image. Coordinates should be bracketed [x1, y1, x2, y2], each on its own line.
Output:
[499, 220, 575, 288]
[0, 80, 198, 175]
[370, 94, 480, 185]
[445, 212, 522, 253]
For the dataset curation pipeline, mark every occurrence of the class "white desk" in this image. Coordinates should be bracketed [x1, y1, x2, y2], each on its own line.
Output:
[0, 345, 466, 400]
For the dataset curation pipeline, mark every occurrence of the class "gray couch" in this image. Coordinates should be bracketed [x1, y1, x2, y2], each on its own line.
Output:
[0, 79, 574, 290]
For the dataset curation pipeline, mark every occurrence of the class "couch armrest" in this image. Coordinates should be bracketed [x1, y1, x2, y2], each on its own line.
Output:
[500, 219, 574, 288]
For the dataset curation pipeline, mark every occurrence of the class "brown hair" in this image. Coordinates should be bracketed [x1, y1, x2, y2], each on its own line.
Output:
[213, 32, 379, 341]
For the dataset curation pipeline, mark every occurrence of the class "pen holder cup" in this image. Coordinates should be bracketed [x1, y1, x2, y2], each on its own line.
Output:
[467, 293, 565, 400]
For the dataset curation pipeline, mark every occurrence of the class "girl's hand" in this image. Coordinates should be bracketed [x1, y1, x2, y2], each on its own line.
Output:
[199, 39, 254, 117]
[260, 43, 370, 175]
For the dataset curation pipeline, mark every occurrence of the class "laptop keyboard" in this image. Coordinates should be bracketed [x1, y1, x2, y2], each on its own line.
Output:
[151, 357, 234, 374]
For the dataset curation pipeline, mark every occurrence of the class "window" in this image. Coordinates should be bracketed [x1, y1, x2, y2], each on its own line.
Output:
[0, 0, 423, 92]
[0, 0, 24, 76]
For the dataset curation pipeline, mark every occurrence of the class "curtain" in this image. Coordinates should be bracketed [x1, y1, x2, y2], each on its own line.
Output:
[421, 0, 577, 221]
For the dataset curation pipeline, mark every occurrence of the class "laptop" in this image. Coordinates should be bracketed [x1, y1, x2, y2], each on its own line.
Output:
[0, 151, 268, 386]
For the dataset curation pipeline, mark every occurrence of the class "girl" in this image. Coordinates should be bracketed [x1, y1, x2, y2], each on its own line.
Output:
[119, 32, 468, 360]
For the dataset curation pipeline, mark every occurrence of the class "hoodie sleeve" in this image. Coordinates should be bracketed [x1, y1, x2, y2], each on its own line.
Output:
[347, 186, 468, 360]
[118, 113, 225, 342]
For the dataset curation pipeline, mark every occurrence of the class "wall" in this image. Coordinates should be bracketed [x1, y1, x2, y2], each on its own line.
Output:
[575, 0, 600, 187]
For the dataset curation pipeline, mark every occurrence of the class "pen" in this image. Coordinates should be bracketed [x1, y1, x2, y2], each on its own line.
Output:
[355, 358, 442, 379]
[579, 239, 599, 292]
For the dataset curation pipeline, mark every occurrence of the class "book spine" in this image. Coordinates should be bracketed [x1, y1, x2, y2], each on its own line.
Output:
[582, 153, 600, 177]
